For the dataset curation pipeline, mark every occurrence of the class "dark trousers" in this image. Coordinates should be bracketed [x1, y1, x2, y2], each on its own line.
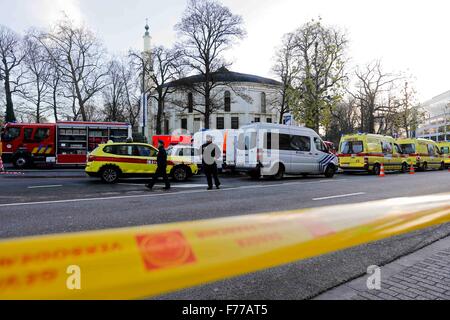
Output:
[204, 164, 220, 188]
[149, 165, 170, 188]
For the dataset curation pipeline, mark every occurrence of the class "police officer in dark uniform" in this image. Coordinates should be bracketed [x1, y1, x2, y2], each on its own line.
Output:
[202, 135, 221, 190]
[146, 140, 171, 190]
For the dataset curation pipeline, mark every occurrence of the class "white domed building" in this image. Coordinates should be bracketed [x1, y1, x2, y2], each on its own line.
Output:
[160, 67, 283, 135]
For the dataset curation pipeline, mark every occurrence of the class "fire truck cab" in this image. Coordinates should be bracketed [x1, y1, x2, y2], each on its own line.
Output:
[1, 122, 131, 169]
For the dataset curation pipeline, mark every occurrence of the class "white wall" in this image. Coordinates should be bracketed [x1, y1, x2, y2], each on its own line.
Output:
[159, 82, 282, 135]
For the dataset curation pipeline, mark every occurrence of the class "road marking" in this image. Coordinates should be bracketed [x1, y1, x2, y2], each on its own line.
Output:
[118, 183, 209, 188]
[313, 192, 366, 201]
[27, 185, 63, 189]
[1, 179, 347, 208]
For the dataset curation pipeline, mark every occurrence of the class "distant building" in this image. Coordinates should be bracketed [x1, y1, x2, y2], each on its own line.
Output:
[416, 90, 450, 142]
[161, 67, 282, 135]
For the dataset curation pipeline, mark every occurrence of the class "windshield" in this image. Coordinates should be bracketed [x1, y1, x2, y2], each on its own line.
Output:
[340, 141, 364, 154]
[400, 144, 416, 154]
[1, 127, 21, 142]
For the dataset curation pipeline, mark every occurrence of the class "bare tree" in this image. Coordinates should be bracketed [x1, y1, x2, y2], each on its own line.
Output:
[0, 25, 26, 122]
[19, 31, 53, 123]
[325, 96, 360, 143]
[394, 81, 424, 138]
[120, 59, 141, 130]
[44, 54, 64, 122]
[174, 0, 246, 129]
[148, 46, 184, 134]
[272, 32, 298, 124]
[350, 60, 402, 134]
[40, 18, 108, 121]
[102, 59, 126, 122]
[288, 18, 348, 132]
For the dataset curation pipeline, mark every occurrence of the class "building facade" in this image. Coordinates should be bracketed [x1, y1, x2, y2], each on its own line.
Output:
[159, 68, 282, 135]
[416, 90, 450, 142]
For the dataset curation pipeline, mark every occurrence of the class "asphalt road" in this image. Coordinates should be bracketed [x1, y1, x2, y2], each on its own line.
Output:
[1, 168, 450, 299]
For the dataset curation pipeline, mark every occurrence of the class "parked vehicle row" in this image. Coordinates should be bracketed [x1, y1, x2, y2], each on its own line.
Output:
[2, 121, 448, 184]
[338, 134, 448, 175]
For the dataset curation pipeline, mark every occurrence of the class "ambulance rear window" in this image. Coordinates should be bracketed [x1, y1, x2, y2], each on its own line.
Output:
[400, 144, 415, 154]
[340, 141, 363, 154]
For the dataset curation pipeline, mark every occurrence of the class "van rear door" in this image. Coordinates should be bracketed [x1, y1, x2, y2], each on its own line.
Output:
[236, 130, 257, 169]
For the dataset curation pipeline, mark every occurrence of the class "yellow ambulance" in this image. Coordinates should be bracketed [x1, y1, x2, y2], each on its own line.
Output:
[437, 141, 450, 168]
[396, 138, 445, 171]
[338, 134, 409, 175]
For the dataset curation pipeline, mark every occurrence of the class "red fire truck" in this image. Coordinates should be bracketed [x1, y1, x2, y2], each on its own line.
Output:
[1, 122, 132, 169]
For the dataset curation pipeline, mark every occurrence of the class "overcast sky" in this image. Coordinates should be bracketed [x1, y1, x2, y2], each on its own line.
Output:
[1, 0, 449, 101]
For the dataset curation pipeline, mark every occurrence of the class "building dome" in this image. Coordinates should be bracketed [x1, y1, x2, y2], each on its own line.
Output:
[166, 67, 281, 88]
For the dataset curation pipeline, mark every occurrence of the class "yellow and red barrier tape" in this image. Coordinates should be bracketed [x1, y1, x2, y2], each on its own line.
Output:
[1, 193, 450, 300]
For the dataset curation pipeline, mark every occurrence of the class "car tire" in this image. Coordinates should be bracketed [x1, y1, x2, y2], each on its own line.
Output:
[324, 164, 336, 179]
[373, 164, 381, 176]
[440, 162, 445, 171]
[100, 166, 121, 184]
[172, 166, 189, 182]
[401, 163, 408, 174]
[13, 156, 31, 169]
[273, 164, 285, 180]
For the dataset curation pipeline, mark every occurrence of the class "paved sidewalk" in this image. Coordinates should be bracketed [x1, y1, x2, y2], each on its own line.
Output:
[315, 235, 450, 300]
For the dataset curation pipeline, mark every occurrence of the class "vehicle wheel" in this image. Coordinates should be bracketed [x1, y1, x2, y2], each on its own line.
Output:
[324, 165, 336, 179]
[373, 164, 381, 176]
[440, 162, 445, 171]
[401, 163, 408, 174]
[273, 164, 285, 180]
[13, 156, 31, 169]
[100, 166, 120, 184]
[172, 166, 189, 182]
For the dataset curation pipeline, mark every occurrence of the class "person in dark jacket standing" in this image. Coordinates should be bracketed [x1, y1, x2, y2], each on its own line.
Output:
[202, 135, 221, 190]
[146, 140, 170, 190]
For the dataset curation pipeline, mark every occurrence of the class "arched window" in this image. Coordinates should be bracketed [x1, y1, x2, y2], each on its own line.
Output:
[188, 93, 193, 113]
[261, 92, 267, 114]
[224, 91, 231, 112]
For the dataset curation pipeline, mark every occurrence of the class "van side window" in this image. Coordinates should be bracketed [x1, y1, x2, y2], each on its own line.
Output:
[280, 134, 291, 150]
[291, 135, 311, 152]
[264, 133, 289, 151]
[381, 141, 392, 154]
[104, 145, 133, 156]
[314, 138, 327, 152]
[427, 144, 435, 156]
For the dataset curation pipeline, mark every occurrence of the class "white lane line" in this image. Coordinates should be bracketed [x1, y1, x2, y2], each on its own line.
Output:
[27, 185, 63, 189]
[2, 179, 347, 208]
[118, 183, 209, 188]
[313, 192, 366, 201]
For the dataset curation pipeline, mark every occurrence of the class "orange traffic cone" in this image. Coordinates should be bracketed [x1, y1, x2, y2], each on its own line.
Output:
[379, 163, 385, 177]
[409, 163, 415, 175]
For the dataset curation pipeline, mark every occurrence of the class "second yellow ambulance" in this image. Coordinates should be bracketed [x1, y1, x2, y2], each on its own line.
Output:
[396, 138, 445, 171]
[338, 134, 409, 175]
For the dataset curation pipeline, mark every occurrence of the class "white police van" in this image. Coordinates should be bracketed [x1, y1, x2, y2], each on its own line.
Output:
[235, 123, 338, 179]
